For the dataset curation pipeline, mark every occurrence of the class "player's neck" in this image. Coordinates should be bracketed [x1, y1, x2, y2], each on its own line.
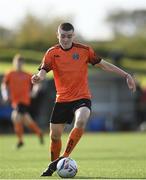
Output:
[60, 43, 73, 51]
[15, 68, 23, 72]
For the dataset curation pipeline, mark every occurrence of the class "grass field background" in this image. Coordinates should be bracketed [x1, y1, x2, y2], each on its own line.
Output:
[0, 132, 146, 179]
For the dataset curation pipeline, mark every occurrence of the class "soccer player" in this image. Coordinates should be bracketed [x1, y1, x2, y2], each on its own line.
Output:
[31, 22, 136, 176]
[1, 54, 44, 148]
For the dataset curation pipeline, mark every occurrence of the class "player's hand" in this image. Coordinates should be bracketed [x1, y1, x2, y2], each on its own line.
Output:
[1, 95, 10, 105]
[31, 74, 41, 84]
[126, 74, 136, 93]
[2, 97, 9, 104]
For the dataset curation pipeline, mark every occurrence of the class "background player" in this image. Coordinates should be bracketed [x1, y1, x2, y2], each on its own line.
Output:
[1, 54, 44, 148]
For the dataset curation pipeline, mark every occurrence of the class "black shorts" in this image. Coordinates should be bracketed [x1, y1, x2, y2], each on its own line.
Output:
[15, 103, 30, 114]
[50, 98, 91, 124]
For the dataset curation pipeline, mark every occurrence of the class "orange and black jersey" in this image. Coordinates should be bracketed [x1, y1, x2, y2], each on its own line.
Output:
[39, 42, 102, 102]
[3, 71, 32, 108]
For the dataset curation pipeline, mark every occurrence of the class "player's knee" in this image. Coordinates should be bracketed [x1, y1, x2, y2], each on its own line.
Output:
[50, 131, 61, 141]
[51, 136, 61, 141]
[75, 119, 87, 129]
[11, 111, 21, 123]
[74, 107, 90, 128]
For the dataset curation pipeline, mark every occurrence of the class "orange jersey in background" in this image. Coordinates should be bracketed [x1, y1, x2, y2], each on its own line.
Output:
[40, 42, 102, 102]
[3, 71, 32, 108]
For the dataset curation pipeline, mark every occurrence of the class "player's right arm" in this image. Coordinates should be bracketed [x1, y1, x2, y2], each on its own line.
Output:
[31, 69, 47, 84]
[1, 82, 9, 102]
[1, 73, 10, 102]
[32, 48, 53, 84]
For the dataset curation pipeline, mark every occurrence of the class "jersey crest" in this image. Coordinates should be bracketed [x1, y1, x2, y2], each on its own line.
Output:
[72, 53, 79, 60]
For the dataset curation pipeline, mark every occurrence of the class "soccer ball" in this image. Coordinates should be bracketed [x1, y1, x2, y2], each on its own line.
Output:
[57, 157, 78, 178]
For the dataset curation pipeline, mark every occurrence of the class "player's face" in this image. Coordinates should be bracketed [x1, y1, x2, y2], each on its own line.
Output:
[57, 29, 74, 50]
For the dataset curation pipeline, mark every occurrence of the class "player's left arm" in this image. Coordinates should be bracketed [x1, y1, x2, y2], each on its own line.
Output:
[95, 59, 136, 92]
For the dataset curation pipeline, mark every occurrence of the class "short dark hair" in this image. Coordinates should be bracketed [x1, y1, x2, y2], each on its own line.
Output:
[59, 22, 74, 32]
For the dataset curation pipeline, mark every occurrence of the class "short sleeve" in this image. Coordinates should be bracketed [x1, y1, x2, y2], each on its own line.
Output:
[88, 47, 102, 65]
[38, 50, 53, 72]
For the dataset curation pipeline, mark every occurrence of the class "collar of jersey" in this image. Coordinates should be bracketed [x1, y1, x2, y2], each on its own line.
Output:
[60, 43, 74, 51]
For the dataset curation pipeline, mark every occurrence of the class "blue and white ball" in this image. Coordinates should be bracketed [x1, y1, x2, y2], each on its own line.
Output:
[57, 157, 78, 178]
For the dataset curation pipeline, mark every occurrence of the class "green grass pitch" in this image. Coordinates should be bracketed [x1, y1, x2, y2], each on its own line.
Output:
[0, 132, 146, 179]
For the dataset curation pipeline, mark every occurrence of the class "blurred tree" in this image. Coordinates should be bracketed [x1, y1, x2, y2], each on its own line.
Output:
[107, 9, 146, 38]
[105, 9, 146, 59]
[0, 10, 146, 61]
[14, 14, 54, 50]
[14, 14, 74, 50]
[0, 26, 14, 47]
